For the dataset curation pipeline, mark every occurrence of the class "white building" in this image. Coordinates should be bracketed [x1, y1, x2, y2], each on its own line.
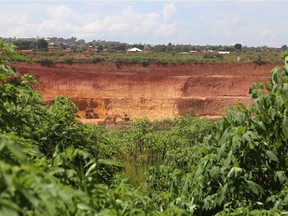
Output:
[218, 51, 230, 54]
[127, 47, 143, 52]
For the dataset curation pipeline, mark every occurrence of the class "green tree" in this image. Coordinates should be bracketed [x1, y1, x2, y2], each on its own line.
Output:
[37, 39, 48, 51]
[234, 43, 242, 51]
[281, 45, 288, 51]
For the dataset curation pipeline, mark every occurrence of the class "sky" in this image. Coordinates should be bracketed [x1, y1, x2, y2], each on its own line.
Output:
[0, 0, 287, 47]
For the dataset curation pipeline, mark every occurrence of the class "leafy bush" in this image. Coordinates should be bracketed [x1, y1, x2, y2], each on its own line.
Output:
[143, 60, 288, 215]
[104, 115, 214, 188]
[37, 58, 54, 67]
[0, 38, 159, 215]
[89, 57, 105, 64]
[63, 57, 74, 64]
[253, 56, 267, 65]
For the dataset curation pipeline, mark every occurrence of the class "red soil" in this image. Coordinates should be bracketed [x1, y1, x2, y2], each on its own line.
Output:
[13, 62, 278, 122]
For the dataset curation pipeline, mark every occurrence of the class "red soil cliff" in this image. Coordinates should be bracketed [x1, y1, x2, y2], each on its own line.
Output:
[13, 62, 277, 121]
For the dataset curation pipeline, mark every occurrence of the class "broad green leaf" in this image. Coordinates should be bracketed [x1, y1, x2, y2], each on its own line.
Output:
[65, 145, 75, 160]
[209, 166, 220, 178]
[0, 207, 19, 216]
[227, 167, 243, 178]
[85, 162, 97, 177]
[0, 199, 21, 212]
[270, 67, 286, 85]
[282, 83, 288, 100]
[282, 109, 288, 139]
[5, 142, 26, 162]
[265, 150, 279, 162]
[77, 203, 94, 211]
[215, 183, 227, 206]
[275, 171, 288, 184]
[49, 167, 65, 175]
[245, 180, 263, 196]
[98, 158, 123, 167]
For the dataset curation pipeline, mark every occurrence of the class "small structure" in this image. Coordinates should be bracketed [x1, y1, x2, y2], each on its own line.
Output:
[48, 42, 60, 51]
[127, 47, 143, 52]
[218, 51, 230, 54]
[85, 101, 99, 119]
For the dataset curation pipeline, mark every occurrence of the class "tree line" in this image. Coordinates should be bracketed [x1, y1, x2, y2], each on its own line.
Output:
[3, 37, 288, 53]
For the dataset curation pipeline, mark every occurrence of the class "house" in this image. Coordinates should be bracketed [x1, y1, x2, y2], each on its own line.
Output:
[218, 51, 230, 54]
[48, 42, 60, 51]
[127, 47, 143, 52]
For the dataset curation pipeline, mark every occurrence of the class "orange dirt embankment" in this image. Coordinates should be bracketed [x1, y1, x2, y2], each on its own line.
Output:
[13, 62, 278, 122]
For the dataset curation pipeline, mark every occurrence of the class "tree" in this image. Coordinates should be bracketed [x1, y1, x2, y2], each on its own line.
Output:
[281, 45, 288, 51]
[234, 43, 242, 51]
[59, 42, 67, 50]
[96, 44, 103, 52]
[37, 39, 48, 51]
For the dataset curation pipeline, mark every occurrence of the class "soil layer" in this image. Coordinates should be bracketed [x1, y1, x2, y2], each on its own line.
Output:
[13, 62, 277, 121]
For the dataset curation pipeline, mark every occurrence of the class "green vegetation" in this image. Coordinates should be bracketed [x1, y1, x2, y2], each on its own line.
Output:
[1, 39, 288, 215]
[12, 38, 48, 51]
[0, 39, 158, 215]
[27, 50, 283, 67]
[38, 57, 54, 67]
[9, 37, 282, 65]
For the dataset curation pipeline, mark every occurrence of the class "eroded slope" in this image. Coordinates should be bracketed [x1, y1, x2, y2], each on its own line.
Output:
[14, 62, 276, 121]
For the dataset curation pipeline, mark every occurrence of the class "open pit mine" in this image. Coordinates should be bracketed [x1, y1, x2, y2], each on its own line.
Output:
[14, 62, 276, 123]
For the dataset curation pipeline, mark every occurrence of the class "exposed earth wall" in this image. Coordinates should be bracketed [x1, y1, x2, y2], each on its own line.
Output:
[14, 62, 277, 121]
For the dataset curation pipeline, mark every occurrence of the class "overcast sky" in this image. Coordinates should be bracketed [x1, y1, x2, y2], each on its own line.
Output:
[0, 1, 287, 47]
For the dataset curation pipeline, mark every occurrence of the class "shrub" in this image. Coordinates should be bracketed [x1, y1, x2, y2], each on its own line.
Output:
[63, 57, 75, 64]
[90, 57, 105, 64]
[37, 58, 54, 67]
[253, 57, 267, 65]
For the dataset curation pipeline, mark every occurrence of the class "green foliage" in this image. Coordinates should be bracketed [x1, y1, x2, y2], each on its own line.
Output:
[89, 57, 105, 64]
[2, 38, 288, 215]
[104, 115, 214, 189]
[234, 43, 242, 51]
[20, 47, 284, 65]
[37, 39, 48, 51]
[63, 57, 75, 64]
[37, 58, 54, 67]
[142, 62, 288, 215]
[11, 38, 48, 52]
[203, 53, 224, 62]
[0, 39, 159, 215]
[280, 51, 288, 61]
[0, 38, 28, 63]
[253, 55, 267, 65]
